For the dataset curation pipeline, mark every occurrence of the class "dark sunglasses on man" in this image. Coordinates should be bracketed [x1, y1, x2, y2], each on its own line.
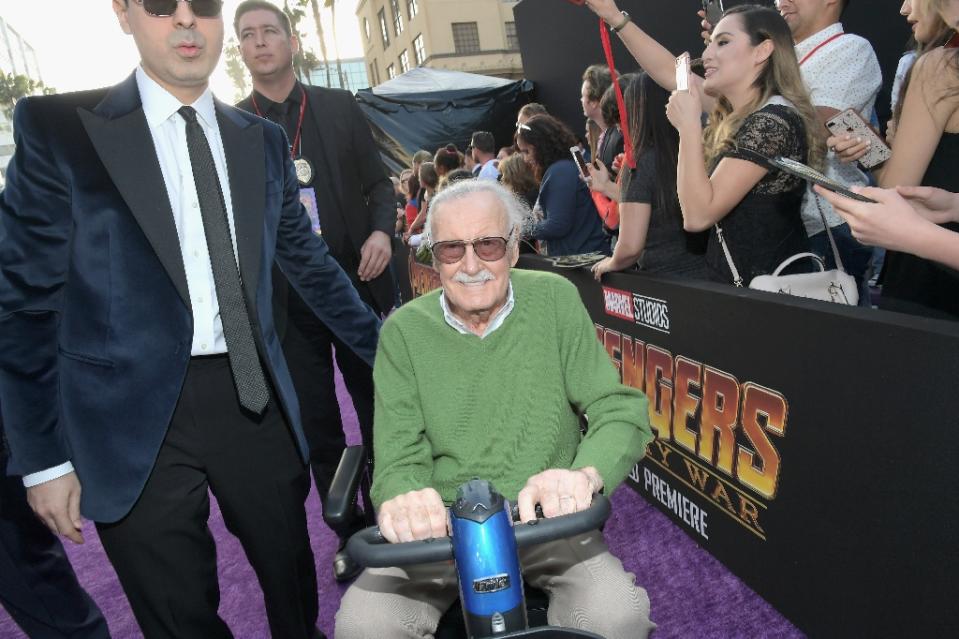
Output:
[132, 0, 223, 18]
[430, 231, 514, 265]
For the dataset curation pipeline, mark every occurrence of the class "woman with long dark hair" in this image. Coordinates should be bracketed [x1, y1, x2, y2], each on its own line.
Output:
[590, 72, 708, 280]
[516, 115, 608, 256]
[585, 1, 822, 284]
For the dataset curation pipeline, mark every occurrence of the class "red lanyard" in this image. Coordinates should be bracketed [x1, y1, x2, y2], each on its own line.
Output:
[799, 31, 845, 66]
[599, 19, 635, 170]
[251, 85, 308, 159]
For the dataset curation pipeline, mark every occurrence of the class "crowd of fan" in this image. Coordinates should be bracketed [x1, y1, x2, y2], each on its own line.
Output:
[391, 0, 959, 321]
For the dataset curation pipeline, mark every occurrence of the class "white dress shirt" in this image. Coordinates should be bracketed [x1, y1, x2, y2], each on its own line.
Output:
[795, 23, 882, 236]
[440, 282, 515, 339]
[24, 68, 239, 488]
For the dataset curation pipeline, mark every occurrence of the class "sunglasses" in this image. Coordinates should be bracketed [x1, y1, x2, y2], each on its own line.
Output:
[430, 231, 514, 265]
[133, 0, 223, 18]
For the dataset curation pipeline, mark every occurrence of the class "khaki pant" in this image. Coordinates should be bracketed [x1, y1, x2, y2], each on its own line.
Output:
[335, 530, 654, 639]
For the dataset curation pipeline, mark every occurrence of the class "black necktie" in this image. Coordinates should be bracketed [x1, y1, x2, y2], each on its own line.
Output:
[179, 106, 270, 414]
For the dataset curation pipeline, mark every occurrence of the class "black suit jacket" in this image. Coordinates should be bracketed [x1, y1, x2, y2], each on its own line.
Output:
[0, 73, 381, 522]
[237, 85, 396, 314]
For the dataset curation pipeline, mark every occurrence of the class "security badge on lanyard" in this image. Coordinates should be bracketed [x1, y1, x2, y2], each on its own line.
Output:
[252, 86, 321, 235]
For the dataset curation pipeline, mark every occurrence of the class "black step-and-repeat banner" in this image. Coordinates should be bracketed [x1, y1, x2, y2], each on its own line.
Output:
[392, 243, 959, 637]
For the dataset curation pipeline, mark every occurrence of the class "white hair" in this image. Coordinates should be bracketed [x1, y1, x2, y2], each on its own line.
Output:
[423, 179, 534, 247]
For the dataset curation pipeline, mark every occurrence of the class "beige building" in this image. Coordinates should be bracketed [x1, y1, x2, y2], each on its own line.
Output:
[355, 0, 524, 86]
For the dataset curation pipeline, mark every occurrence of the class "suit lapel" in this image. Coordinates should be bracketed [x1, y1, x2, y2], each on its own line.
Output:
[78, 75, 191, 309]
[216, 101, 265, 308]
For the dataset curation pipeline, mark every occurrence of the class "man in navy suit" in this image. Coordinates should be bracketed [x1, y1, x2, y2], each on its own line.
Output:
[0, 1, 379, 637]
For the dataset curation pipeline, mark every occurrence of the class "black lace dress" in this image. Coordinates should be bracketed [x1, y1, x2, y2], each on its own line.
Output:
[705, 104, 811, 284]
[879, 132, 959, 320]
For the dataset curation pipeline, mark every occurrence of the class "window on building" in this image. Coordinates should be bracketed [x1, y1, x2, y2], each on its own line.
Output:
[505, 22, 519, 50]
[378, 8, 390, 47]
[399, 49, 410, 74]
[452, 22, 480, 54]
[390, 0, 404, 36]
[387, 63, 396, 80]
[370, 60, 380, 85]
[364, 18, 371, 41]
[413, 34, 426, 66]
[407, 0, 419, 20]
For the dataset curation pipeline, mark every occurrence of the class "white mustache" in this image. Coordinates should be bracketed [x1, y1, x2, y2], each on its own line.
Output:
[452, 270, 495, 284]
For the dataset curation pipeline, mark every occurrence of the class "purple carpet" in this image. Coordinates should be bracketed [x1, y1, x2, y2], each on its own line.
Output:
[0, 366, 803, 638]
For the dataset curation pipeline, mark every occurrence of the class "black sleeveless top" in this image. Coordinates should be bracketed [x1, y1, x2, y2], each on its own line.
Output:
[880, 132, 959, 320]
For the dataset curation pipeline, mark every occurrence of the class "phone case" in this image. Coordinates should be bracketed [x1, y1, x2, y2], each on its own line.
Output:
[675, 54, 690, 92]
[703, 0, 724, 25]
[570, 147, 590, 178]
[825, 109, 891, 169]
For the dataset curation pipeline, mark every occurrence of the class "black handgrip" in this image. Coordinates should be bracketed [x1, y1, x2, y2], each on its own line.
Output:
[323, 445, 366, 529]
[346, 526, 455, 567]
[346, 494, 610, 568]
[513, 494, 610, 549]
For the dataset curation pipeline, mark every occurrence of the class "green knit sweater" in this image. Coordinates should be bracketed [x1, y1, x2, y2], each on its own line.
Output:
[370, 269, 653, 508]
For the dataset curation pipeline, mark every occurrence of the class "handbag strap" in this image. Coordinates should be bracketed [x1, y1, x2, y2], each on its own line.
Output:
[716, 190, 848, 288]
[714, 223, 744, 287]
[771, 252, 826, 275]
[813, 193, 847, 272]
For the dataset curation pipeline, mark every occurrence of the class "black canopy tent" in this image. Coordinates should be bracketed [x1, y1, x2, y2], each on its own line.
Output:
[355, 68, 534, 175]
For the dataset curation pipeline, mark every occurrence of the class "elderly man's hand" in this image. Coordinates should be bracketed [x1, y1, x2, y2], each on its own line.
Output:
[377, 487, 448, 543]
[516, 467, 604, 523]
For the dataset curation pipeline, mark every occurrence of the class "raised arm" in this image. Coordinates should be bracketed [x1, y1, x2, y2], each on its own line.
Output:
[666, 80, 768, 231]
[584, 0, 714, 111]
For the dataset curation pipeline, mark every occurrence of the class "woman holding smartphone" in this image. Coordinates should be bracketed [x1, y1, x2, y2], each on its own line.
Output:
[584, 1, 823, 283]
[516, 115, 609, 256]
[590, 73, 708, 280]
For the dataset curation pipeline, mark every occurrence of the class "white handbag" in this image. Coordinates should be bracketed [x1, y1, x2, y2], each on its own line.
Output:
[715, 197, 859, 306]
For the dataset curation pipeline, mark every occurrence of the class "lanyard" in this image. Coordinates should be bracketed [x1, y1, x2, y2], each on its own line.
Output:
[251, 85, 308, 159]
[799, 31, 845, 66]
[599, 19, 635, 170]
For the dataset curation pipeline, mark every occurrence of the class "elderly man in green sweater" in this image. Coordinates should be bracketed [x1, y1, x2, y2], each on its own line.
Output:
[335, 180, 655, 639]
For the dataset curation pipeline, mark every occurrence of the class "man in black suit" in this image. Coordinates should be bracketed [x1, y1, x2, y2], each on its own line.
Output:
[0, 1, 380, 637]
[233, 0, 396, 581]
[1, 418, 110, 639]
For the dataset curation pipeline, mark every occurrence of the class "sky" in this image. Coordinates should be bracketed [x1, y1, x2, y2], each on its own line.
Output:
[2, 0, 364, 101]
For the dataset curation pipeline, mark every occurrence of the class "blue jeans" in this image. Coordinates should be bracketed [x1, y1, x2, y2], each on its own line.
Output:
[808, 223, 874, 307]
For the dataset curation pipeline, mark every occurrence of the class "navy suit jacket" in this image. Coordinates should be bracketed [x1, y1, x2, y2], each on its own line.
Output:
[0, 73, 381, 523]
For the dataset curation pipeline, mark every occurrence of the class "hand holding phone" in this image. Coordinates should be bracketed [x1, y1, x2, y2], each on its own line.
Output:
[570, 146, 590, 180]
[702, 0, 724, 26]
[675, 53, 690, 92]
[825, 108, 891, 169]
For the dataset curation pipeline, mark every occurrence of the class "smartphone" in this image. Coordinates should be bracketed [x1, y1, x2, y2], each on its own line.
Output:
[702, 0, 725, 26]
[825, 108, 892, 169]
[675, 53, 690, 92]
[570, 146, 590, 180]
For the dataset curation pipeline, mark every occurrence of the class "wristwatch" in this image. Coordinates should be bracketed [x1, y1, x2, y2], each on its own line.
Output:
[609, 11, 632, 33]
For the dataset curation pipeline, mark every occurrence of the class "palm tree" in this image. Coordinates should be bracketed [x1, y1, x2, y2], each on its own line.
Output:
[300, 0, 334, 87]
[325, 0, 346, 89]
[284, 0, 316, 84]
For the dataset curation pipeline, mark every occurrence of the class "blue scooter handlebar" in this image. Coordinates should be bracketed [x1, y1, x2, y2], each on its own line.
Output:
[346, 494, 610, 568]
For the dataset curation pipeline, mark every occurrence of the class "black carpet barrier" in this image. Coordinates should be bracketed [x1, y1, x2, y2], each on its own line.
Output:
[391, 242, 959, 636]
